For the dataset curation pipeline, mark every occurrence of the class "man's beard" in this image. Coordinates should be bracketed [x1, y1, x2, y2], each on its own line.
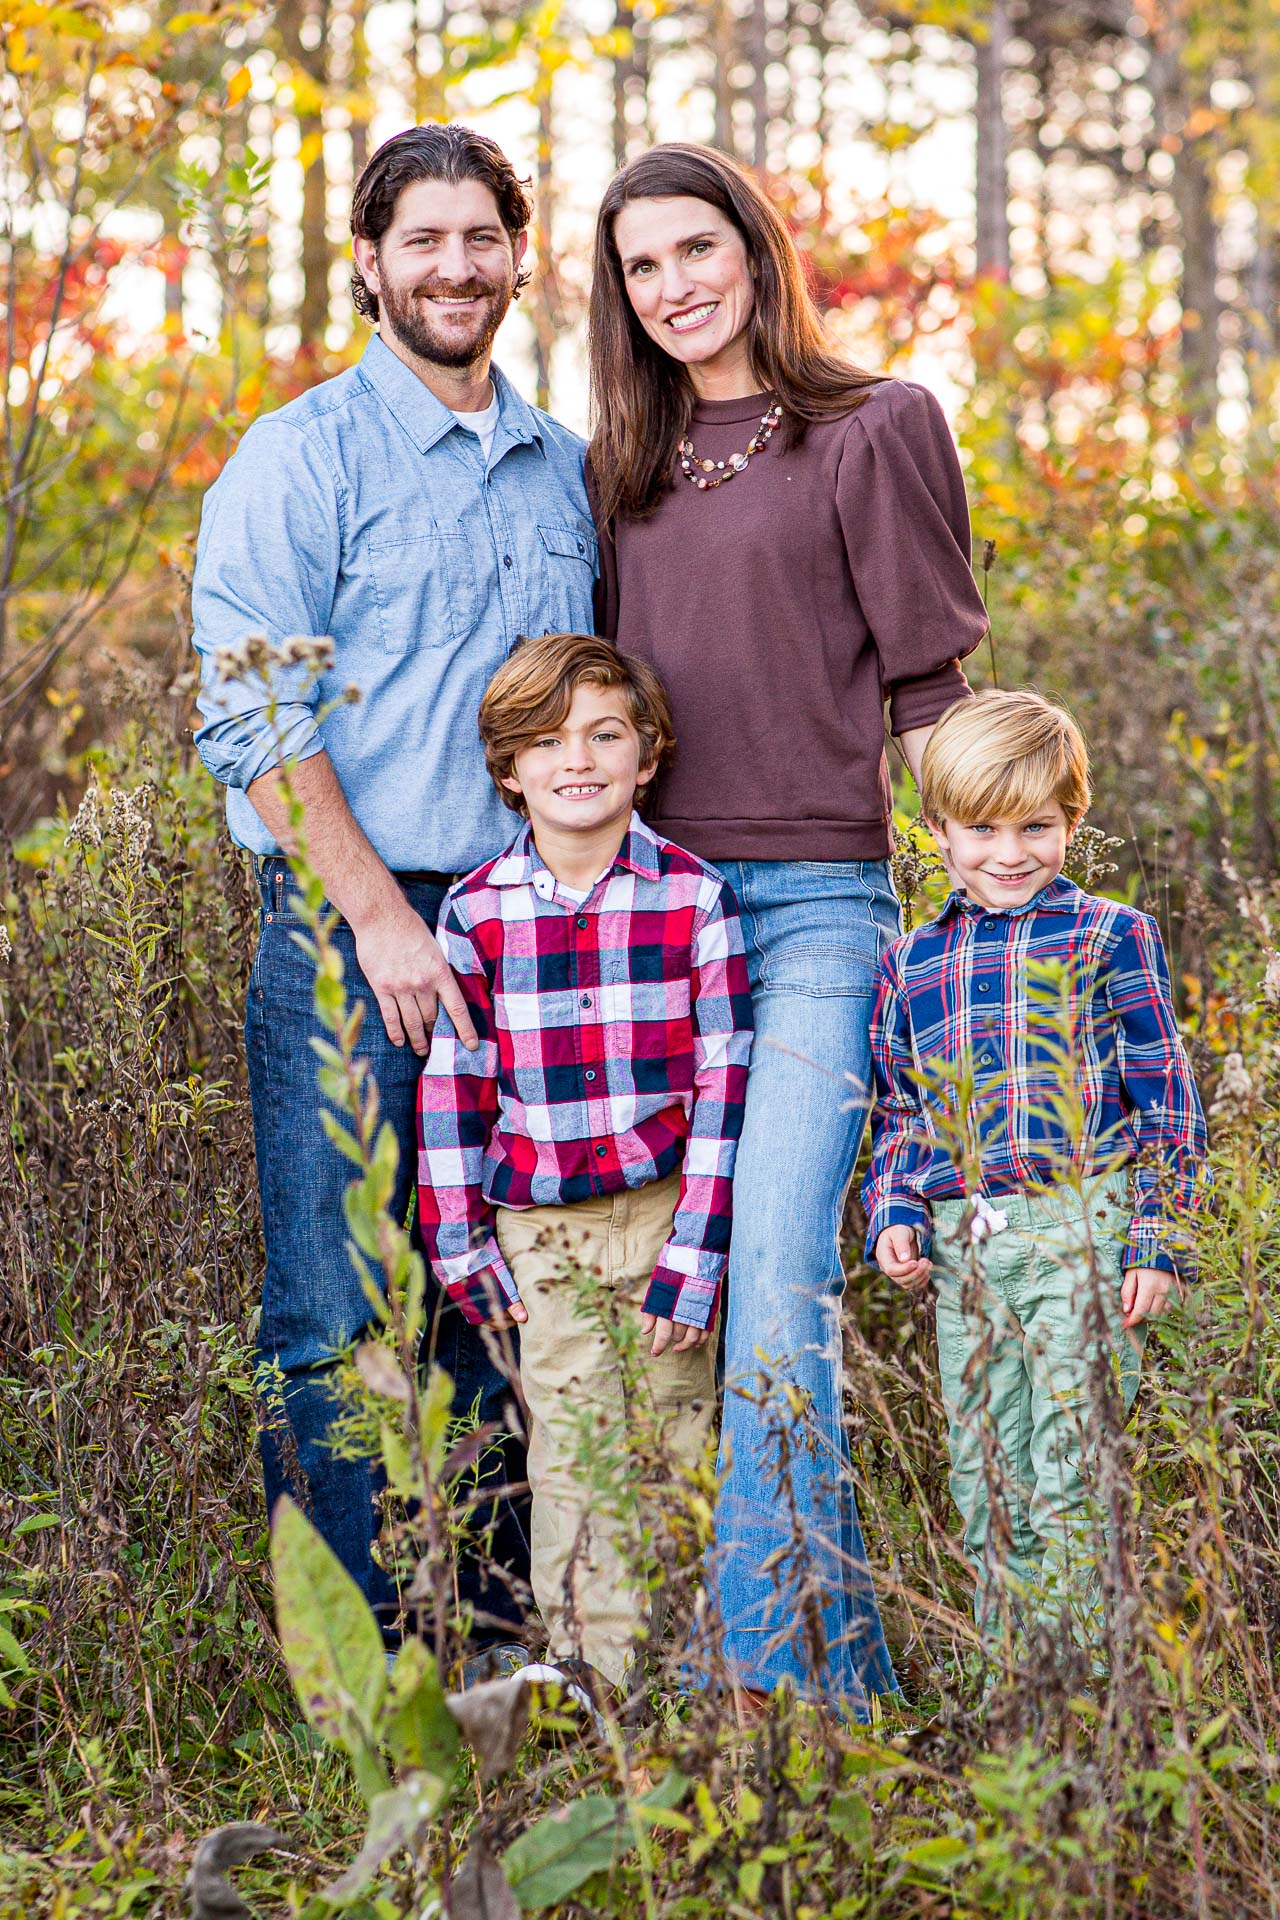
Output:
[378, 269, 514, 370]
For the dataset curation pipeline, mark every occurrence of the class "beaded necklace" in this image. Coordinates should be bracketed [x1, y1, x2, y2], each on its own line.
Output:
[678, 400, 782, 491]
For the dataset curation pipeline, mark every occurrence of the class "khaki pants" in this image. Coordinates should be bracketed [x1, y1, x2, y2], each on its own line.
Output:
[494, 1171, 716, 1688]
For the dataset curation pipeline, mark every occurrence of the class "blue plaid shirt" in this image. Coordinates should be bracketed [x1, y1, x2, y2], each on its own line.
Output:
[863, 874, 1207, 1276]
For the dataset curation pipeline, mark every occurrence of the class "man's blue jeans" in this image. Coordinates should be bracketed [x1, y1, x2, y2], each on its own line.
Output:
[706, 858, 900, 1715]
[245, 857, 530, 1638]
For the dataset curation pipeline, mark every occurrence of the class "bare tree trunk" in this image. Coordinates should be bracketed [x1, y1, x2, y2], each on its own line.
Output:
[1148, 8, 1221, 432]
[531, 79, 558, 412]
[278, 0, 332, 352]
[745, 0, 770, 171]
[611, 0, 651, 169]
[709, 0, 735, 154]
[1243, 17, 1279, 384]
[974, 0, 1011, 279]
[350, 0, 369, 182]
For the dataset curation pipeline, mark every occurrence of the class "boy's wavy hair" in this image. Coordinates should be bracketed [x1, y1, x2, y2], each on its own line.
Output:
[350, 123, 533, 323]
[478, 633, 675, 817]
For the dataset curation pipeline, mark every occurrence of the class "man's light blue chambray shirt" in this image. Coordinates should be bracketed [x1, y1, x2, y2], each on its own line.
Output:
[191, 333, 596, 874]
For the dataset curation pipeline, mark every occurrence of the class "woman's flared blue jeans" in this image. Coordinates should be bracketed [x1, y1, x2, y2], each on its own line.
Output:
[707, 857, 900, 1716]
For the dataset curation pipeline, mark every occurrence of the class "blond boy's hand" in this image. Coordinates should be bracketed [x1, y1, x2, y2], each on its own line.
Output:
[487, 1298, 528, 1330]
[1121, 1265, 1178, 1329]
[875, 1225, 932, 1289]
[640, 1311, 708, 1358]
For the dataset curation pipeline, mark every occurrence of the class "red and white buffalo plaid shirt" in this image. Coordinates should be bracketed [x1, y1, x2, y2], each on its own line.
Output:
[416, 813, 753, 1329]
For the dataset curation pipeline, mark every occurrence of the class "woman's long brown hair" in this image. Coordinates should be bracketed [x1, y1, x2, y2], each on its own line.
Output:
[588, 142, 884, 525]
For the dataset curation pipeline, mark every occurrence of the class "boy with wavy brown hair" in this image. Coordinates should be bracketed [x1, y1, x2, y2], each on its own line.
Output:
[417, 633, 753, 1709]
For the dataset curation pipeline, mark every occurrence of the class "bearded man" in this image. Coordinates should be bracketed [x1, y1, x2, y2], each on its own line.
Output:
[191, 126, 596, 1667]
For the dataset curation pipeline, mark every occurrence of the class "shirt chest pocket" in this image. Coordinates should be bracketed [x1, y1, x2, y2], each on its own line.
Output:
[368, 523, 479, 651]
[533, 523, 597, 634]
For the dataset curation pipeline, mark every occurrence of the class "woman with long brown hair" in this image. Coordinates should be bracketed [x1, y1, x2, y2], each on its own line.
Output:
[586, 142, 990, 1717]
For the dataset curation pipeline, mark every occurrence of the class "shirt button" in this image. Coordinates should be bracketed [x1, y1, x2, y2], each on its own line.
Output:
[503, 553, 513, 568]
[576, 915, 588, 930]
[595, 1143, 607, 1158]
[984, 918, 996, 929]
[576, 538, 585, 554]
[585, 1068, 597, 1082]
[580, 994, 592, 1008]
[977, 982, 990, 993]
[980, 1053, 994, 1066]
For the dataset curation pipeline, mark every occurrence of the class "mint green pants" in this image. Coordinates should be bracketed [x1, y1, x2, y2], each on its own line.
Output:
[930, 1172, 1144, 1653]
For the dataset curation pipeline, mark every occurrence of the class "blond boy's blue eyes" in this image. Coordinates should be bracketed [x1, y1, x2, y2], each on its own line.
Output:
[968, 821, 1051, 836]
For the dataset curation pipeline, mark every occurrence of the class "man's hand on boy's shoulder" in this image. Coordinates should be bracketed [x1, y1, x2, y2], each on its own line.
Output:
[640, 1311, 708, 1357]
[875, 1224, 933, 1290]
[1121, 1265, 1180, 1329]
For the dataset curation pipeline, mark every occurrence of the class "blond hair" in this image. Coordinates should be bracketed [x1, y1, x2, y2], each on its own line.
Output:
[478, 632, 675, 815]
[921, 690, 1091, 828]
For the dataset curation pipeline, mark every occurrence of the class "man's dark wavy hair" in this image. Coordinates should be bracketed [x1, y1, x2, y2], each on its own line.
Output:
[350, 123, 533, 323]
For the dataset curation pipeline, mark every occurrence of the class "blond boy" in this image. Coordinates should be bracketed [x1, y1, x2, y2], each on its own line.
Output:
[863, 690, 1207, 1649]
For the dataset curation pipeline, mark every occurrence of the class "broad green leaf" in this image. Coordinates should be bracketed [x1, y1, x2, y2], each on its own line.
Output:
[901, 1834, 971, 1870]
[419, 1363, 455, 1477]
[384, 1638, 461, 1778]
[321, 1775, 444, 1905]
[343, 1176, 386, 1260]
[379, 1419, 418, 1501]
[829, 1789, 872, 1851]
[319, 1107, 366, 1166]
[0, 1625, 30, 1674]
[502, 1794, 622, 1910]
[14, 1513, 59, 1535]
[271, 1497, 388, 1789]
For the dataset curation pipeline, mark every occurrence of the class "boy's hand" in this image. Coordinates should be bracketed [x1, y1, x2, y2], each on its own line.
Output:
[875, 1225, 932, 1289]
[1121, 1265, 1178, 1329]
[640, 1311, 708, 1358]
[488, 1299, 528, 1331]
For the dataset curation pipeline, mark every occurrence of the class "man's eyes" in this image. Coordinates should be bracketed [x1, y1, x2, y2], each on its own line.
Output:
[406, 233, 502, 247]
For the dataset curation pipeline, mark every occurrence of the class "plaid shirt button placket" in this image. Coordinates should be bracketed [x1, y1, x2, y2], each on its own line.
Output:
[417, 814, 753, 1330]
[862, 874, 1208, 1276]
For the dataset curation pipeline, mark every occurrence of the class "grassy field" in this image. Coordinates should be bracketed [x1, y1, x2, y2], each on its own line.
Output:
[1, 651, 1278, 1919]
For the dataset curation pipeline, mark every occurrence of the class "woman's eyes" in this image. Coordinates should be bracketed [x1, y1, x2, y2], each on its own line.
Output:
[629, 241, 713, 276]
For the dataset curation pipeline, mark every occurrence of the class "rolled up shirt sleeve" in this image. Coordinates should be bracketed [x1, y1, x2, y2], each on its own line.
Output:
[836, 381, 989, 736]
[191, 420, 343, 791]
